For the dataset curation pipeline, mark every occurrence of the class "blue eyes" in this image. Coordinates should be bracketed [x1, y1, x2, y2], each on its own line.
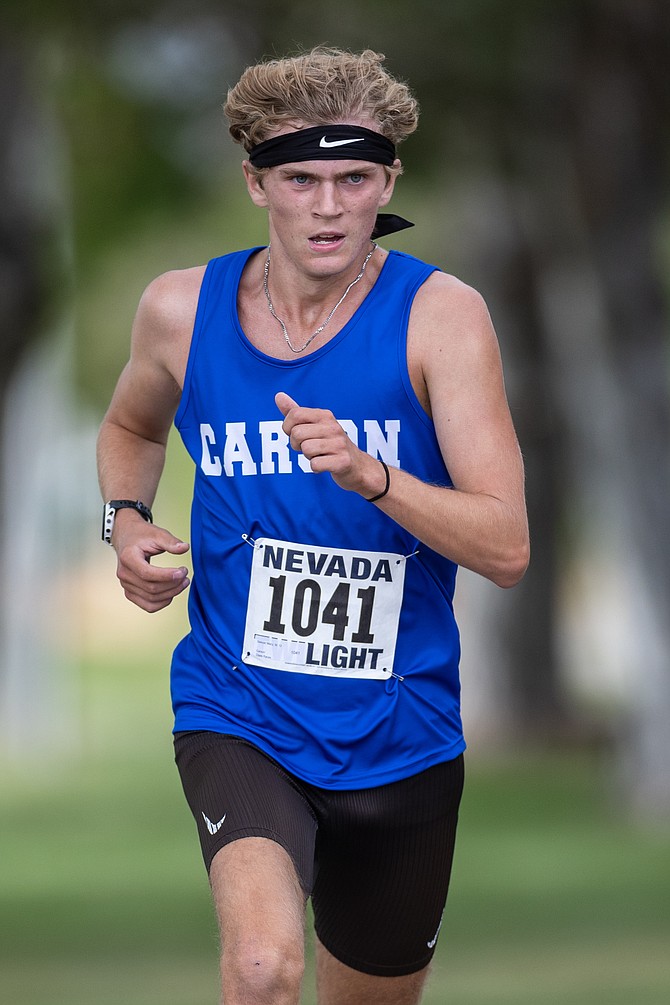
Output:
[290, 175, 365, 185]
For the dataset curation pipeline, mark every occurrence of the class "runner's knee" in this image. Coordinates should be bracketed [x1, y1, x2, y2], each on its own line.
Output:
[223, 935, 304, 1002]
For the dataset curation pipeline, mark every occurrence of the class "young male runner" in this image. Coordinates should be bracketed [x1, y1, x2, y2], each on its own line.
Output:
[97, 47, 529, 1005]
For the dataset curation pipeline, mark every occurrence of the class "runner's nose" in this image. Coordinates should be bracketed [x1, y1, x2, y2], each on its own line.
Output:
[313, 182, 343, 219]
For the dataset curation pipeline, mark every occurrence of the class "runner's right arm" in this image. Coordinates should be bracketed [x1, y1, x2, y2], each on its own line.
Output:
[96, 268, 203, 612]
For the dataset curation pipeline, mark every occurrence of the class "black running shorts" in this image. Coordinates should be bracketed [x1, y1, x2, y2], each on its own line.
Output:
[174, 731, 464, 977]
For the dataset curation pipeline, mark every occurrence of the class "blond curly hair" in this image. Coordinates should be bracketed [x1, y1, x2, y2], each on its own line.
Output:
[224, 47, 419, 152]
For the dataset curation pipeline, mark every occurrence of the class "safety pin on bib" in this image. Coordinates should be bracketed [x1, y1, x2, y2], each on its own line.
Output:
[396, 549, 420, 564]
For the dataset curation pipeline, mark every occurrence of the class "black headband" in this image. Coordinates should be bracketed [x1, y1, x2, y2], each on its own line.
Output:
[248, 124, 396, 168]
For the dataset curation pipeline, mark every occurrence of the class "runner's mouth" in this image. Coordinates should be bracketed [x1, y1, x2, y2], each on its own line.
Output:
[311, 234, 344, 245]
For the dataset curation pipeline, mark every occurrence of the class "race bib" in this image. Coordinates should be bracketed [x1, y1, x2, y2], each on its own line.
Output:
[241, 537, 407, 679]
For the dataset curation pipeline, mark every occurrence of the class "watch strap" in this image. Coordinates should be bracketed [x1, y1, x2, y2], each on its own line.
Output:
[102, 499, 153, 545]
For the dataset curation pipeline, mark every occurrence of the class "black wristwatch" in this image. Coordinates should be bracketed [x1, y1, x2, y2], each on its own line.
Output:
[102, 499, 153, 545]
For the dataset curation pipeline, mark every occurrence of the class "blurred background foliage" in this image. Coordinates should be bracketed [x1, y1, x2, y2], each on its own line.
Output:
[1, 1, 669, 1003]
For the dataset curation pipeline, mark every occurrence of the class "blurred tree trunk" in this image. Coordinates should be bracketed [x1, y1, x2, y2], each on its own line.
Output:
[571, 0, 670, 815]
[0, 30, 46, 725]
[469, 0, 670, 810]
[0, 25, 75, 757]
[0, 32, 46, 404]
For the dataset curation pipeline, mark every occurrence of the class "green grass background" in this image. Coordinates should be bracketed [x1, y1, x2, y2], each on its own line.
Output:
[2, 719, 669, 1003]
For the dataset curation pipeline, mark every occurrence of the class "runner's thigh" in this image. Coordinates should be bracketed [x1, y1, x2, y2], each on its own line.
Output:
[311, 755, 464, 977]
[174, 731, 318, 895]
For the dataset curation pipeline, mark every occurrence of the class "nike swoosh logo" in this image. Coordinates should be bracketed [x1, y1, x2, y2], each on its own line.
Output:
[427, 917, 443, 949]
[319, 136, 366, 148]
[202, 811, 226, 835]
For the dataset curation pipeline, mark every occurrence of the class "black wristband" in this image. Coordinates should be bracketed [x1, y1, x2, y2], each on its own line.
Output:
[366, 459, 391, 503]
[102, 499, 153, 545]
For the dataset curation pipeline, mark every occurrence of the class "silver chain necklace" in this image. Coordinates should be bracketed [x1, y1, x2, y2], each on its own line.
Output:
[263, 243, 378, 354]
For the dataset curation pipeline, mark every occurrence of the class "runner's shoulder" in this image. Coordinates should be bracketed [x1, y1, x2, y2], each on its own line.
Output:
[134, 265, 207, 346]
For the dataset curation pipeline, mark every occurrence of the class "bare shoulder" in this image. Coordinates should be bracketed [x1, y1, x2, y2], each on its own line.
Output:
[132, 264, 207, 386]
[134, 265, 207, 345]
[410, 270, 495, 348]
[407, 271, 501, 413]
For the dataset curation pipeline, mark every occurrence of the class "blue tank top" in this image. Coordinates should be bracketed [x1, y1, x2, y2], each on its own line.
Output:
[171, 247, 465, 788]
